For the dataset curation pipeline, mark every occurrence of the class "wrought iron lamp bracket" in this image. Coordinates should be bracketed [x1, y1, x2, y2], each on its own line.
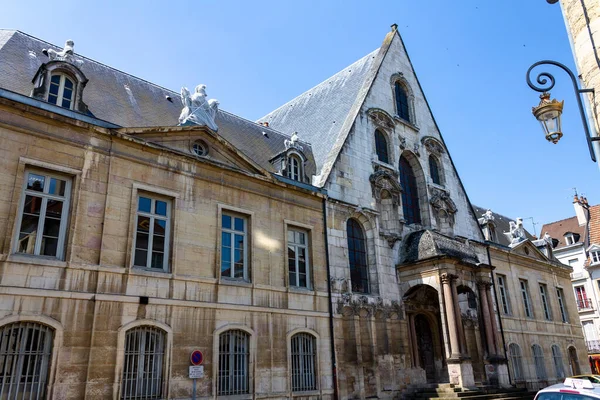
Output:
[526, 60, 598, 161]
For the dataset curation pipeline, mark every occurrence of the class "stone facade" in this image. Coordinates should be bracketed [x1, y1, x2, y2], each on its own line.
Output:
[0, 96, 333, 399]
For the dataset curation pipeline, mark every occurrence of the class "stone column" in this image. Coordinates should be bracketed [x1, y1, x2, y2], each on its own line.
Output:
[451, 280, 467, 355]
[408, 313, 420, 368]
[485, 285, 501, 355]
[441, 273, 461, 359]
[477, 280, 497, 356]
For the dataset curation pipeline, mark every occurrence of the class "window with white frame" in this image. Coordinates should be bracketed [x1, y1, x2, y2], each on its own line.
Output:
[508, 343, 524, 381]
[551, 344, 565, 379]
[556, 288, 569, 323]
[575, 285, 590, 310]
[0, 322, 54, 399]
[532, 344, 547, 380]
[221, 213, 248, 280]
[288, 229, 310, 288]
[291, 333, 317, 392]
[47, 73, 75, 109]
[121, 326, 166, 400]
[539, 284, 552, 321]
[565, 233, 575, 245]
[568, 258, 579, 266]
[497, 274, 511, 315]
[286, 155, 302, 182]
[592, 251, 600, 264]
[16, 170, 71, 259]
[133, 195, 171, 271]
[218, 330, 250, 396]
[519, 280, 533, 318]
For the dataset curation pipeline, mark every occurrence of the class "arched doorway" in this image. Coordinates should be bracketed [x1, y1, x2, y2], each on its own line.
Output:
[569, 346, 581, 375]
[415, 314, 436, 382]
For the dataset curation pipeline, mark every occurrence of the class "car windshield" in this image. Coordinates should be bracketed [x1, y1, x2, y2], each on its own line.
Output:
[537, 394, 598, 400]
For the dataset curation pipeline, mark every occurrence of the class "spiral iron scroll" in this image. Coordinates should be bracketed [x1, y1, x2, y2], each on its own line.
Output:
[526, 60, 578, 94]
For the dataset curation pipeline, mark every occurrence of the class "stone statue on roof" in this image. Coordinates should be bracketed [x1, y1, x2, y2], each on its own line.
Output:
[178, 84, 219, 131]
[42, 40, 82, 66]
[481, 209, 494, 223]
[504, 217, 526, 246]
[284, 132, 303, 151]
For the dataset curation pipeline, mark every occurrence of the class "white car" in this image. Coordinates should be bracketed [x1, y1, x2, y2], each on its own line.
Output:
[535, 378, 600, 399]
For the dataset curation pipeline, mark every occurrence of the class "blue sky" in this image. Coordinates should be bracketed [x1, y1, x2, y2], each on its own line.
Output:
[1, 0, 597, 235]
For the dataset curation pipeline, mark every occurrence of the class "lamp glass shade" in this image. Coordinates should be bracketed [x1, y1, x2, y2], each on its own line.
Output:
[532, 93, 564, 144]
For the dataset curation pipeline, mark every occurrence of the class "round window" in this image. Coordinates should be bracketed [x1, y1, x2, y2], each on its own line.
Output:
[191, 140, 208, 157]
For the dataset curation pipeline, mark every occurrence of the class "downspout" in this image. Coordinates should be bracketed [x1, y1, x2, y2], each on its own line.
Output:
[323, 197, 338, 400]
[486, 246, 511, 386]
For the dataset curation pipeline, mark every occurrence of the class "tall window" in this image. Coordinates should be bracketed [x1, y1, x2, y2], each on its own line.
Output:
[221, 213, 248, 280]
[539, 284, 552, 321]
[290, 333, 317, 392]
[565, 233, 576, 245]
[575, 286, 590, 310]
[347, 219, 368, 294]
[394, 82, 410, 121]
[374, 130, 389, 164]
[121, 326, 166, 400]
[508, 343, 524, 381]
[497, 274, 511, 315]
[0, 322, 54, 399]
[551, 345, 565, 379]
[16, 170, 71, 259]
[47, 74, 75, 109]
[288, 229, 310, 288]
[428, 155, 441, 185]
[532, 344, 547, 380]
[218, 330, 250, 396]
[592, 251, 600, 264]
[133, 196, 171, 271]
[556, 288, 569, 323]
[399, 156, 421, 225]
[287, 155, 302, 182]
[519, 280, 533, 318]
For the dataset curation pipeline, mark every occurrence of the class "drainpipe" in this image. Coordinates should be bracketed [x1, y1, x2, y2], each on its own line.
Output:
[323, 197, 339, 400]
[486, 246, 512, 386]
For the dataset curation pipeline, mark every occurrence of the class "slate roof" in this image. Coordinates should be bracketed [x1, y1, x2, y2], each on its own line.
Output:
[0, 30, 315, 175]
[540, 215, 586, 250]
[472, 205, 534, 247]
[259, 48, 379, 177]
[402, 230, 481, 265]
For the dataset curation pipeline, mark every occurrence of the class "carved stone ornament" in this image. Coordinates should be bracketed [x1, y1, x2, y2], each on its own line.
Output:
[178, 84, 219, 131]
[369, 168, 402, 206]
[421, 136, 445, 156]
[440, 273, 459, 285]
[413, 143, 420, 157]
[42, 40, 83, 66]
[285, 132, 304, 151]
[368, 109, 395, 131]
[476, 279, 492, 290]
[380, 232, 402, 248]
[399, 135, 407, 150]
[429, 187, 458, 223]
[503, 217, 526, 247]
[336, 294, 403, 319]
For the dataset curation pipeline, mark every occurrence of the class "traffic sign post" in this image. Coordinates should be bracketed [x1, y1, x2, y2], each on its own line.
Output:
[189, 350, 204, 400]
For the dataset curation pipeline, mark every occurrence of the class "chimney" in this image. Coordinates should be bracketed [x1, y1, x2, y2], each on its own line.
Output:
[574, 195, 589, 226]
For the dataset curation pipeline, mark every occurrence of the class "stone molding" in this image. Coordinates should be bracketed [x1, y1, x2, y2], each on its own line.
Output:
[430, 186, 458, 224]
[421, 136, 446, 156]
[369, 167, 402, 206]
[368, 108, 395, 131]
[335, 293, 403, 319]
[441, 273, 459, 284]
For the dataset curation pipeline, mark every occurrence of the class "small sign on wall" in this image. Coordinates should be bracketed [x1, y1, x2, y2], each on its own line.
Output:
[189, 365, 204, 379]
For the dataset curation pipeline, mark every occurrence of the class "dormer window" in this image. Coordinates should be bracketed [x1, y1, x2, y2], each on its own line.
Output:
[565, 233, 579, 245]
[287, 154, 302, 181]
[592, 251, 600, 265]
[48, 74, 75, 109]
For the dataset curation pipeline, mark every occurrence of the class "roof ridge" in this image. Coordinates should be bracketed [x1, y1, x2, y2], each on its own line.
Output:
[10, 30, 179, 96]
[540, 215, 578, 227]
[259, 48, 379, 122]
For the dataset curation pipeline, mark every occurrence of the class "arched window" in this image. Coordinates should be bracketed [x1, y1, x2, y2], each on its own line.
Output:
[47, 73, 75, 109]
[218, 330, 250, 395]
[428, 155, 441, 185]
[347, 218, 369, 294]
[290, 333, 317, 392]
[374, 130, 389, 164]
[399, 156, 421, 225]
[0, 322, 54, 399]
[551, 344, 565, 378]
[121, 326, 166, 399]
[394, 82, 410, 122]
[532, 344, 547, 380]
[287, 155, 302, 182]
[508, 343, 524, 381]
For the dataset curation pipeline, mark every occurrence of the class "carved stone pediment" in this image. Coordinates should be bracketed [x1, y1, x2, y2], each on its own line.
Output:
[370, 167, 401, 206]
[429, 187, 458, 225]
[421, 136, 445, 156]
[368, 108, 395, 131]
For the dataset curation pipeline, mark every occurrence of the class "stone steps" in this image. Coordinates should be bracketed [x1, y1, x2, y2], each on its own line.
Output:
[403, 384, 536, 400]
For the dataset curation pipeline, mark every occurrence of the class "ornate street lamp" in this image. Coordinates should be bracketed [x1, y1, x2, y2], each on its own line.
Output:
[526, 60, 599, 161]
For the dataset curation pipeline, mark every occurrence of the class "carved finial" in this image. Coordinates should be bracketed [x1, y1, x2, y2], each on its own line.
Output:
[178, 84, 219, 131]
[391, 23, 398, 32]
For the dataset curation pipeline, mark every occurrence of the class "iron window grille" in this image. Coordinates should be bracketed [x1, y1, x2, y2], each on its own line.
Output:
[347, 219, 369, 294]
[288, 229, 310, 288]
[221, 213, 248, 280]
[374, 130, 389, 164]
[121, 326, 166, 400]
[399, 156, 421, 225]
[290, 333, 317, 392]
[16, 170, 71, 260]
[497, 275, 511, 315]
[47, 74, 75, 109]
[508, 343, 524, 381]
[532, 344, 547, 380]
[286, 155, 302, 182]
[551, 345, 565, 379]
[218, 330, 250, 396]
[519, 280, 533, 318]
[133, 196, 171, 272]
[539, 284, 553, 321]
[0, 322, 54, 400]
[394, 82, 410, 122]
[556, 288, 569, 323]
